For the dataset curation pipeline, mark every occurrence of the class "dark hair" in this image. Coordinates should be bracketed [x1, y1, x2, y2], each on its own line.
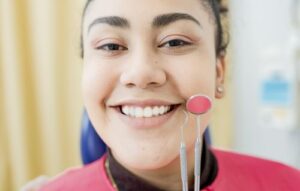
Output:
[206, 0, 228, 56]
[80, 0, 228, 57]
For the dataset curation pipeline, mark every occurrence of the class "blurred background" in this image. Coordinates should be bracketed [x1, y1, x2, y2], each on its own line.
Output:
[1, 0, 300, 190]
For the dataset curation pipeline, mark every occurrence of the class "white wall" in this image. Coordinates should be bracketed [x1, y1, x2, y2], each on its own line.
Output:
[230, 0, 300, 168]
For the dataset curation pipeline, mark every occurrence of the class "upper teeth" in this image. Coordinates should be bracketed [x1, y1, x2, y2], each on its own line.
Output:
[121, 105, 171, 118]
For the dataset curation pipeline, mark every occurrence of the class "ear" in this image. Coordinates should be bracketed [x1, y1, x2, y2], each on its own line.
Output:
[215, 53, 226, 99]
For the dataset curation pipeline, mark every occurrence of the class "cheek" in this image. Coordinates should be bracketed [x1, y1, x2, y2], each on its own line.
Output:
[166, 55, 216, 99]
[81, 60, 118, 129]
[82, 66, 110, 105]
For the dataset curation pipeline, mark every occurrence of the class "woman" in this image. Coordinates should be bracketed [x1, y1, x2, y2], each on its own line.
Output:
[32, 0, 300, 190]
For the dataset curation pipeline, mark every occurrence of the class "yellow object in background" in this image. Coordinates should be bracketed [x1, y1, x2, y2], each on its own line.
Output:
[1, 0, 85, 190]
[0, 0, 232, 190]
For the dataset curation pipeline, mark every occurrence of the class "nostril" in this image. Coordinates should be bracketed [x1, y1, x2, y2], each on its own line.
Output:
[149, 81, 160, 86]
[125, 83, 135, 88]
[119, 65, 167, 89]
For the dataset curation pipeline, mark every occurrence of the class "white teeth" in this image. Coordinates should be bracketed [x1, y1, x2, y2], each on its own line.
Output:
[143, 107, 152, 117]
[159, 106, 165, 115]
[153, 106, 160, 116]
[135, 107, 144, 118]
[122, 106, 129, 115]
[121, 105, 172, 118]
[129, 107, 135, 116]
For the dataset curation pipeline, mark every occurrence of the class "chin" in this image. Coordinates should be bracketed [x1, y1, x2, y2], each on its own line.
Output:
[111, 142, 180, 171]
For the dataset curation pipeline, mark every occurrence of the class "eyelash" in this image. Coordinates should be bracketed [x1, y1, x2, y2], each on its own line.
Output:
[96, 43, 128, 51]
[95, 39, 192, 52]
[158, 39, 192, 48]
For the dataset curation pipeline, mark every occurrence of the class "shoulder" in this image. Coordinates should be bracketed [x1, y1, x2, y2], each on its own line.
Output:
[39, 155, 113, 191]
[210, 148, 300, 191]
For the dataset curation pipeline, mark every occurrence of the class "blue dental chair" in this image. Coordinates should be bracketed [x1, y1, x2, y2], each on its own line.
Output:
[80, 111, 212, 165]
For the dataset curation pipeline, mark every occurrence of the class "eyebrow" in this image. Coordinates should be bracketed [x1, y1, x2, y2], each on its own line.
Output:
[88, 16, 130, 33]
[153, 13, 201, 28]
[87, 13, 201, 34]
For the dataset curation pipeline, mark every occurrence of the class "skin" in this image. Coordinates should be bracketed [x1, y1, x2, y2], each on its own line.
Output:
[82, 0, 226, 190]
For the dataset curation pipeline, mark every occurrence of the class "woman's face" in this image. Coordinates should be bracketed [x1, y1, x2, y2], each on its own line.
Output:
[82, 0, 225, 170]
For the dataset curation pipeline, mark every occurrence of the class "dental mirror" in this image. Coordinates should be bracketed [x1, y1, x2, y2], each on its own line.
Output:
[186, 94, 212, 115]
[185, 94, 212, 191]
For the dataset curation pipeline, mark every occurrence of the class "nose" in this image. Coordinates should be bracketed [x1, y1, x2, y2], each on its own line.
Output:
[120, 51, 167, 89]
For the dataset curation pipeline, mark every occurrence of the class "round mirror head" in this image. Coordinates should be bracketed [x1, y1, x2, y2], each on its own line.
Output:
[186, 94, 212, 115]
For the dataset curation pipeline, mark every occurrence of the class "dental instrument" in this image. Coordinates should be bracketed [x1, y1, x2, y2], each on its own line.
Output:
[180, 111, 189, 191]
[186, 94, 212, 191]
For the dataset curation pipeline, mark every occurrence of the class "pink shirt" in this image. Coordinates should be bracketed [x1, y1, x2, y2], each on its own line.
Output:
[40, 149, 300, 191]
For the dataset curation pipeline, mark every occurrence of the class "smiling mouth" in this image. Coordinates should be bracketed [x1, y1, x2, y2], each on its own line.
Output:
[116, 104, 181, 118]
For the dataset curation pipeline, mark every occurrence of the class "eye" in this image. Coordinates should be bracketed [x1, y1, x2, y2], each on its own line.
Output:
[158, 39, 192, 48]
[96, 43, 128, 51]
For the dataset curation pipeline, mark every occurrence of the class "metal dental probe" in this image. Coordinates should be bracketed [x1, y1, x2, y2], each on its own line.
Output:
[180, 111, 189, 191]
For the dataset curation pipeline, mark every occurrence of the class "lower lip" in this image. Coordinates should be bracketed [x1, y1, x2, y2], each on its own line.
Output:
[113, 106, 180, 129]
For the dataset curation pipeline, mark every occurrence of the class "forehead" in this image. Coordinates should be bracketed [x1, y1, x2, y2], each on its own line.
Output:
[83, 0, 211, 32]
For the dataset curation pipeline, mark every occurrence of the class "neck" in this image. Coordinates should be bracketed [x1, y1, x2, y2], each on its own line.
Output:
[107, 140, 218, 191]
[129, 148, 196, 191]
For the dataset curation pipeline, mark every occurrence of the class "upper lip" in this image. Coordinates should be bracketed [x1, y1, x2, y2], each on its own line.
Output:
[109, 99, 182, 107]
